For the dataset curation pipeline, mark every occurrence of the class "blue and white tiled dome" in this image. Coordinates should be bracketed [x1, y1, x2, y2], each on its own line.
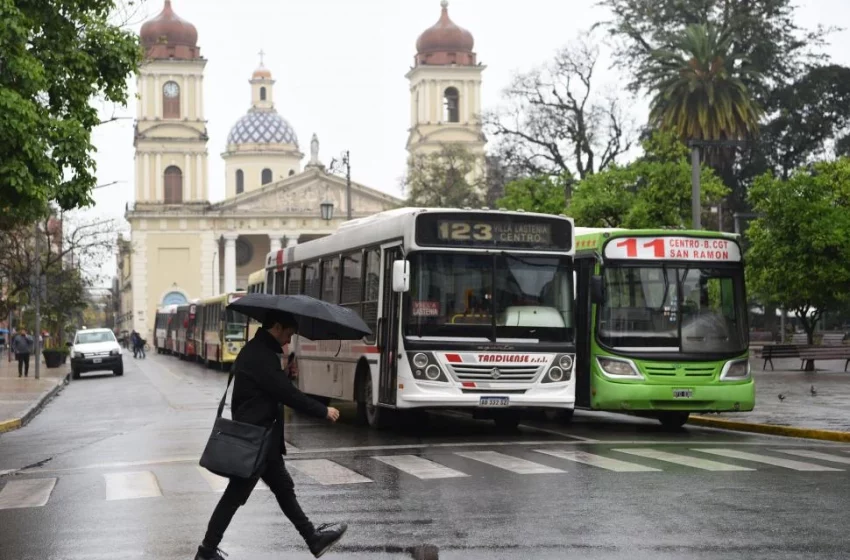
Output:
[227, 109, 299, 146]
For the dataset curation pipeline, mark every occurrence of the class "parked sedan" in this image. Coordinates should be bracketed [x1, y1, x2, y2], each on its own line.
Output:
[70, 328, 124, 378]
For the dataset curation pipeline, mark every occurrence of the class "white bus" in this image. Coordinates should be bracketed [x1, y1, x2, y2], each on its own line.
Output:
[262, 208, 577, 429]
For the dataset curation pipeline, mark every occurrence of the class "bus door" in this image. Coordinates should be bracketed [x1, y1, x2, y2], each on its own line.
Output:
[377, 244, 403, 406]
[575, 257, 595, 408]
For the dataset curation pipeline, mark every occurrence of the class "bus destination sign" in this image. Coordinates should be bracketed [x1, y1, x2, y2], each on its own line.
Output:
[416, 213, 571, 251]
[604, 236, 741, 262]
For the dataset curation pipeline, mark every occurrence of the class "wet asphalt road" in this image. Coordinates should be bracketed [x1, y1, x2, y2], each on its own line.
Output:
[1, 354, 850, 560]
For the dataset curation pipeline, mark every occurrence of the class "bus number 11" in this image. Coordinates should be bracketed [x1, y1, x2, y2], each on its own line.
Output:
[616, 238, 665, 258]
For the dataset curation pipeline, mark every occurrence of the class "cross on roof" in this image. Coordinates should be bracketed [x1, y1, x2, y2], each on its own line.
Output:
[258, 49, 266, 66]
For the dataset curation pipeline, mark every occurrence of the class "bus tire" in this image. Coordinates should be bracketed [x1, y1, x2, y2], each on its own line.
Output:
[544, 408, 574, 424]
[356, 369, 388, 429]
[658, 411, 690, 429]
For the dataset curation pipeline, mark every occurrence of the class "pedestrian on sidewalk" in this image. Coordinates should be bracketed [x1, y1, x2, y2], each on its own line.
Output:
[11, 328, 33, 378]
[195, 312, 347, 560]
[131, 330, 140, 359]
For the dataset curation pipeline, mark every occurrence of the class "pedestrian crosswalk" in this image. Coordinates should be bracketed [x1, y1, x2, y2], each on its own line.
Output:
[1, 446, 849, 510]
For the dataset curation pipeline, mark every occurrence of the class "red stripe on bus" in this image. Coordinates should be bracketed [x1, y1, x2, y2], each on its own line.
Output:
[445, 353, 462, 363]
[300, 344, 318, 351]
[352, 345, 379, 354]
[276, 250, 285, 271]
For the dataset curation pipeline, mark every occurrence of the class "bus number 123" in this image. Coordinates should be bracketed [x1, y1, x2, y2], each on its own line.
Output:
[616, 238, 665, 257]
[439, 222, 493, 241]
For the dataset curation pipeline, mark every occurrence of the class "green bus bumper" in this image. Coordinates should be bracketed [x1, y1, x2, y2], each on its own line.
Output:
[591, 378, 755, 412]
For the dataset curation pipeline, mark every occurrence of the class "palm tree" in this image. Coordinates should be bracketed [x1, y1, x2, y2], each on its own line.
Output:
[641, 24, 763, 142]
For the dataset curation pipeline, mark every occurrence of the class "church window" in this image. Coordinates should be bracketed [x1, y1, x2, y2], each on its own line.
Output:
[163, 81, 181, 119]
[260, 87, 267, 101]
[261, 168, 273, 185]
[236, 169, 244, 194]
[444, 87, 460, 123]
[164, 166, 183, 203]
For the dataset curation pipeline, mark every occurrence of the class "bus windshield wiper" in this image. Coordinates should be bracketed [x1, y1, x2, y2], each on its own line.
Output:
[499, 251, 551, 267]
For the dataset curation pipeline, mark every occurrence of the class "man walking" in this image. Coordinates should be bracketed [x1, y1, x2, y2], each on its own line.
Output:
[11, 328, 33, 378]
[195, 312, 347, 560]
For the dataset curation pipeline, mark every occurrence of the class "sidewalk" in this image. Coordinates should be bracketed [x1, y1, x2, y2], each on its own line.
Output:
[0, 351, 69, 433]
[691, 357, 850, 441]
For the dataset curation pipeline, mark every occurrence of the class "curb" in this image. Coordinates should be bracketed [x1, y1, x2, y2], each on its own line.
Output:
[689, 415, 850, 443]
[0, 372, 70, 434]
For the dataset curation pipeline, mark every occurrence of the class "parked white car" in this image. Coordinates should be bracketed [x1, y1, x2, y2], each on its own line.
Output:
[70, 328, 124, 379]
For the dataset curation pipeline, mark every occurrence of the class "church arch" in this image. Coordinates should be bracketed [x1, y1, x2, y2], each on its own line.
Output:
[164, 166, 183, 203]
[260, 86, 267, 101]
[444, 87, 460, 123]
[160, 290, 188, 306]
[236, 169, 244, 194]
[261, 168, 273, 185]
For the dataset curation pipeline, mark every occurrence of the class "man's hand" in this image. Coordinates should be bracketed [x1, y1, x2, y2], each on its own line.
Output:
[286, 355, 299, 379]
[326, 407, 340, 422]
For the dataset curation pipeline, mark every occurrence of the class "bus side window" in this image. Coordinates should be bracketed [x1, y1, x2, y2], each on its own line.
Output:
[274, 270, 286, 295]
[266, 270, 274, 293]
[362, 249, 380, 343]
[322, 257, 340, 303]
[287, 266, 302, 295]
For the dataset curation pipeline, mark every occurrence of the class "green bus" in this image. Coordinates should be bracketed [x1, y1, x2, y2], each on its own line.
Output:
[570, 228, 754, 428]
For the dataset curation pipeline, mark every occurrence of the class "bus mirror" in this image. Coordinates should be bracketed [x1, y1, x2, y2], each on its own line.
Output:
[392, 260, 410, 293]
[590, 275, 605, 305]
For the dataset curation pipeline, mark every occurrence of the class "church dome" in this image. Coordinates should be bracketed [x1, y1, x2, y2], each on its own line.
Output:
[415, 1, 476, 65]
[140, 0, 200, 60]
[227, 109, 298, 147]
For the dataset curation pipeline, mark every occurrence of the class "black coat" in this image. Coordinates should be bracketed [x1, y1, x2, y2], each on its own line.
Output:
[231, 328, 328, 455]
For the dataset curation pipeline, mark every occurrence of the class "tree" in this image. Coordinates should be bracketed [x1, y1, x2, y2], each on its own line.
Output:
[484, 31, 632, 198]
[568, 131, 727, 227]
[402, 145, 485, 208]
[745, 159, 850, 348]
[640, 24, 762, 143]
[0, 0, 142, 230]
[497, 175, 570, 215]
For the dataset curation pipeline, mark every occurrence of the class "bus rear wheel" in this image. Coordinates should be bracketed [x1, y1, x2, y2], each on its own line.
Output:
[658, 411, 690, 429]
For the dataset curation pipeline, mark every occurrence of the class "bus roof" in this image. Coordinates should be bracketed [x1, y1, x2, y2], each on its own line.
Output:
[248, 269, 265, 283]
[199, 291, 246, 306]
[266, 207, 574, 268]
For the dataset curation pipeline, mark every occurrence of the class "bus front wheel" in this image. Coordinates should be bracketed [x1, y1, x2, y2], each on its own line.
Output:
[544, 408, 574, 424]
[658, 411, 690, 429]
[356, 371, 388, 429]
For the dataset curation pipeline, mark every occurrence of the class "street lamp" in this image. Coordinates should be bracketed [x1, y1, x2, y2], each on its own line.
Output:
[320, 200, 335, 222]
[688, 139, 748, 230]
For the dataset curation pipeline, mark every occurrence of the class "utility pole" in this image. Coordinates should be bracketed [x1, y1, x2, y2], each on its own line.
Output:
[690, 146, 701, 229]
[344, 150, 351, 220]
[33, 220, 41, 380]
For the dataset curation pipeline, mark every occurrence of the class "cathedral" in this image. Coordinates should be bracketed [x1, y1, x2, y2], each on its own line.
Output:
[116, 0, 486, 340]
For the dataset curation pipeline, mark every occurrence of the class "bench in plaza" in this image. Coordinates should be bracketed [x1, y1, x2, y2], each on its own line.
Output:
[756, 333, 849, 371]
[756, 344, 800, 370]
[796, 346, 850, 372]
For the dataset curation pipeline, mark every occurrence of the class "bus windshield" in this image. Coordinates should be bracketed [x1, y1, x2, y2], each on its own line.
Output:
[225, 309, 248, 341]
[405, 252, 574, 343]
[598, 264, 747, 354]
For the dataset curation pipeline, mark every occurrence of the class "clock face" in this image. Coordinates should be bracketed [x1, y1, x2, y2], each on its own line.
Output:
[163, 82, 180, 98]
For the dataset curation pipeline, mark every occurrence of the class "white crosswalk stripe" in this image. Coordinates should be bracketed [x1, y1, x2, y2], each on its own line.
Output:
[776, 449, 850, 465]
[455, 451, 565, 474]
[536, 449, 661, 472]
[614, 448, 754, 471]
[374, 455, 469, 479]
[0, 478, 57, 510]
[196, 467, 269, 492]
[289, 459, 372, 485]
[696, 449, 843, 471]
[104, 471, 162, 501]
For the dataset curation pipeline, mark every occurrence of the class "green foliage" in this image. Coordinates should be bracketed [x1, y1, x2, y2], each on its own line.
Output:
[0, 0, 142, 228]
[640, 24, 762, 142]
[568, 131, 727, 227]
[745, 159, 850, 341]
[403, 145, 485, 208]
[496, 175, 569, 215]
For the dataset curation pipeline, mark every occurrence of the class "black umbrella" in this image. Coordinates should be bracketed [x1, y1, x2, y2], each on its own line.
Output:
[227, 293, 372, 341]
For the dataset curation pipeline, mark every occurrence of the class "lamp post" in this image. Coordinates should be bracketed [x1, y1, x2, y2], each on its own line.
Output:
[688, 139, 748, 230]
[329, 151, 351, 220]
[320, 200, 335, 222]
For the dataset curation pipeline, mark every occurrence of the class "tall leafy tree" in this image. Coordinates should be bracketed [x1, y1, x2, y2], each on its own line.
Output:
[402, 145, 485, 208]
[497, 175, 571, 215]
[746, 159, 850, 348]
[0, 0, 142, 229]
[640, 24, 762, 143]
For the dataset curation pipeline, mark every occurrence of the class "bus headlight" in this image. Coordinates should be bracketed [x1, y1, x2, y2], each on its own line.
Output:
[407, 352, 449, 382]
[558, 354, 574, 371]
[412, 353, 429, 369]
[546, 367, 565, 382]
[720, 359, 750, 381]
[597, 356, 643, 379]
[425, 364, 442, 380]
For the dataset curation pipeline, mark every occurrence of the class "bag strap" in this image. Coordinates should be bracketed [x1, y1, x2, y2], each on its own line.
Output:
[216, 365, 236, 418]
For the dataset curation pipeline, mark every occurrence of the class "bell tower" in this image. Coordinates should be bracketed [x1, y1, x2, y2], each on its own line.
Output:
[134, 0, 209, 205]
[406, 1, 486, 165]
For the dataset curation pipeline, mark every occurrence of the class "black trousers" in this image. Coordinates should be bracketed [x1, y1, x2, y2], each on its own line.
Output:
[203, 453, 314, 548]
[16, 353, 29, 376]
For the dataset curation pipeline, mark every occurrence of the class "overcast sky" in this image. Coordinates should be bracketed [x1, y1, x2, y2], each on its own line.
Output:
[79, 0, 850, 281]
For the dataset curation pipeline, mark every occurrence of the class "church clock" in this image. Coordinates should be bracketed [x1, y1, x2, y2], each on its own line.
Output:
[163, 81, 180, 98]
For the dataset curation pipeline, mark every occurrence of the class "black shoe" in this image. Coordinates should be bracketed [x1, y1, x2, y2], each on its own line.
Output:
[194, 545, 227, 560]
[307, 522, 348, 558]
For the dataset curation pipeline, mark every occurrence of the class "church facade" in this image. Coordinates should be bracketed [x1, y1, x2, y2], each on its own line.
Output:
[117, 0, 485, 341]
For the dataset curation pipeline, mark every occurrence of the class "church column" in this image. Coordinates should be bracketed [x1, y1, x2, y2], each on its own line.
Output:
[184, 153, 192, 202]
[181, 75, 188, 118]
[155, 154, 163, 201]
[223, 233, 239, 293]
[153, 75, 160, 118]
[269, 235, 282, 254]
[286, 235, 300, 248]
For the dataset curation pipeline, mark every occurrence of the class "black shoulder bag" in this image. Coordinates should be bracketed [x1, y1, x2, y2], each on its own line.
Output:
[199, 367, 273, 479]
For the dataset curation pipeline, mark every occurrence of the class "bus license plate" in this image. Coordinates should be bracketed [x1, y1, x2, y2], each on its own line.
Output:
[479, 396, 510, 407]
[673, 389, 693, 399]
[93, 358, 102, 364]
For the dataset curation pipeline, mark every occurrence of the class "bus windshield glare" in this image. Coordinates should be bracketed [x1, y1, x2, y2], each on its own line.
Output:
[225, 309, 248, 341]
[405, 252, 574, 343]
[598, 264, 747, 354]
